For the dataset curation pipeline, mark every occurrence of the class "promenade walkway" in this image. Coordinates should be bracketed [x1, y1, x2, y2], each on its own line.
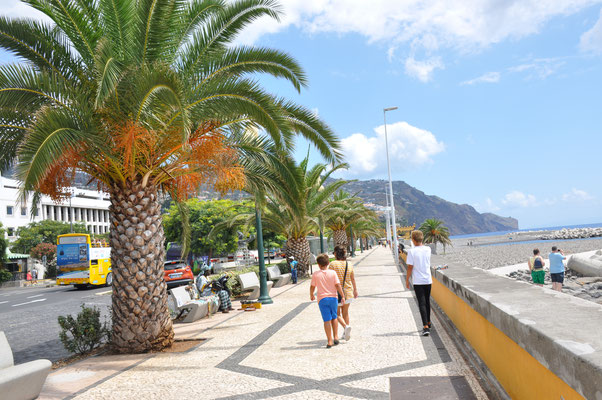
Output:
[40, 247, 488, 399]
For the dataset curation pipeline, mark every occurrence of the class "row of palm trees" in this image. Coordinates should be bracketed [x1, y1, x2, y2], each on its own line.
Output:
[0, 0, 375, 353]
[221, 149, 381, 275]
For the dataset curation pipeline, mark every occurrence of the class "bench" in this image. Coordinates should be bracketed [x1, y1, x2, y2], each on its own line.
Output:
[267, 266, 291, 288]
[238, 272, 273, 300]
[168, 286, 219, 323]
[0, 331, 51, 400]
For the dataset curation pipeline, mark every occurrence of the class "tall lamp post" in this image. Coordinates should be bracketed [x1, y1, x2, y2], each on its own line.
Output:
[384, 106, 399, 264]
[384, 186, 391, 246]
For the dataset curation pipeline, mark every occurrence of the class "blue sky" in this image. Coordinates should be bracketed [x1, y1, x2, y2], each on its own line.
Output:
[2, 0, 602, 229]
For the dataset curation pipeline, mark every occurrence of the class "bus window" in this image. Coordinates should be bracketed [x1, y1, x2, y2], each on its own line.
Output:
[91, 259, 98, 265]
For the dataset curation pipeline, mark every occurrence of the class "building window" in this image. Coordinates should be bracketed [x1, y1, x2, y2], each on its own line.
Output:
[21, 207, 26, 216]
[34, 208, 39, 217]
[6, 206, 13, 215]
[7, 227, 14, 236]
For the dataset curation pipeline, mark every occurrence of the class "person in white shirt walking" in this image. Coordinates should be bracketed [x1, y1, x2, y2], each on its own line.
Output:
[405, 230, 433, 336]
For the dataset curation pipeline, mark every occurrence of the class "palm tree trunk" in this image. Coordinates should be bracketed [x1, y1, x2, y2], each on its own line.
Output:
[333, 229, 347, 247]
[286, 237, 311, 276]
[109, 180, 174, 353]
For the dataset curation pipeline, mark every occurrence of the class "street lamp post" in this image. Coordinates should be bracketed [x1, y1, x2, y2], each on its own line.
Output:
[384, 186, 391, 246]
[384, 106, 399, 264]
[255, 206, 273, 304]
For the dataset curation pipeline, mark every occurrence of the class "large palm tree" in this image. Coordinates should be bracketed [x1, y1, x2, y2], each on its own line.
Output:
[262, 157, 349, 274]
[0, 0, 341, 353]
[419, 218, 453, 253]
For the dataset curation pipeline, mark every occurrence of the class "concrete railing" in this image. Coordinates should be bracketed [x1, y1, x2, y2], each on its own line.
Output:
[430, 255, 602, 400]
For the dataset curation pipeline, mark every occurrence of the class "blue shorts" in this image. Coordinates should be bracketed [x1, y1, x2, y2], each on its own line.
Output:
[318, 297, 338, 322]
[551, 272, 564, 283]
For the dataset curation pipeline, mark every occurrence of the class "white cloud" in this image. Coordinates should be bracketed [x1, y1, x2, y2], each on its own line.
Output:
[562, 188, 594, 201]
[404, 56, 444, 82]
[501, 191, 538, 208]
[474, 197, 500, 212]
[339, 121, 444, 178]
[508, 57, 566, 79]
[580, 9, 602, 54]
[1, 0, 51, 21]
[461, 71, 501, 85]
[236, 0, 602, 80]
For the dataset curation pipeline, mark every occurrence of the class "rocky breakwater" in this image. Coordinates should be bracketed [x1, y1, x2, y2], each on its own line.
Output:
[541, 227, 602, 240]
[507, 268, 602, 305]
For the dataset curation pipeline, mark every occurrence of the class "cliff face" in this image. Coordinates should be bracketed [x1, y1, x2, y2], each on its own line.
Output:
[333, 179, 518, 235]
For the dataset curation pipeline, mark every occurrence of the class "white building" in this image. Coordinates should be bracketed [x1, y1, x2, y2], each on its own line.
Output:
[0, 174, 111, 241]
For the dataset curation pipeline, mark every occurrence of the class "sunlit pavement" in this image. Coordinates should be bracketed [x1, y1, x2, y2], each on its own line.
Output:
[39, 247, 488, 400]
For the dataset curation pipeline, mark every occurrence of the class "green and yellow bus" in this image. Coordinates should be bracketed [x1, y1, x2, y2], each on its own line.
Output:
[56, 233, 112, 288]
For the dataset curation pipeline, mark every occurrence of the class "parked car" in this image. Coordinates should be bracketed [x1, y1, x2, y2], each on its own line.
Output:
[163, 260, 194, 288]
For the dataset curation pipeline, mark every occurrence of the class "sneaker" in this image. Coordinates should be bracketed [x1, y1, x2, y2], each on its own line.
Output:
[344, 325, 352, 341]
[421, 328, 430, 336]
[428, 322, 432, 329]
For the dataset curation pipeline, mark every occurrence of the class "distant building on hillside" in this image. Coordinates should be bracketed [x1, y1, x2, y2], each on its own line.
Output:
[0, 174, 110, 241]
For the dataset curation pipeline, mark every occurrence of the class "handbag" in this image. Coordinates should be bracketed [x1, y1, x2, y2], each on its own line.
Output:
[337, 261, 348, 303]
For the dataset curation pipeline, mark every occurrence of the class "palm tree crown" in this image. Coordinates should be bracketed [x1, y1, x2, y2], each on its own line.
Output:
[419, 218, 452, 251]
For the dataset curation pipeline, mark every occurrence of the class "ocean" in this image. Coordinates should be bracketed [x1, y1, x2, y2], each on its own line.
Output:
[450, 222, 602, 239]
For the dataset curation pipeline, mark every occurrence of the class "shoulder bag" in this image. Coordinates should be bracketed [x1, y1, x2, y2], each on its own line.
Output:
[337, 261, 348, 303]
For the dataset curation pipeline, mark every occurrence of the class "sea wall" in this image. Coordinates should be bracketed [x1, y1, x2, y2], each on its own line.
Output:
[430, 255, 602, 400]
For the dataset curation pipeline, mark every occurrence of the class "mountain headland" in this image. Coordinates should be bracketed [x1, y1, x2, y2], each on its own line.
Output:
[329, 179, 518, 235]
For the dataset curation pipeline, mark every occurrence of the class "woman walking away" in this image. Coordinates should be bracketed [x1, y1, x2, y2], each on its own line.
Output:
[528, 249, 545, 286]
[329, 245, 358, 341]
[405, 230, 432, 337]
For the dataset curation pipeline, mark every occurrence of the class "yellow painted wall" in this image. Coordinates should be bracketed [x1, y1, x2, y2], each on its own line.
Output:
[431, 277, 585, 400]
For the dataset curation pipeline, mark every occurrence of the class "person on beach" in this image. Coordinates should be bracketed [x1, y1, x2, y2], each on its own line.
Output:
[310, 253, 346, 348]
[405, 230, 433, 336]
[528, 249, 545, 286]
[549, 246, 566, 292]
[329, 245, 358, 341]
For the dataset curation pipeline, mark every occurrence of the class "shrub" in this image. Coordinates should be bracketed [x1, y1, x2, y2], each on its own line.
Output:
[0, 269, 12, 283]
[30, 242, 57, 260]
[276, 260, 289, 274]
[45, 258, 57, 279]
[58, 304, 110, 355]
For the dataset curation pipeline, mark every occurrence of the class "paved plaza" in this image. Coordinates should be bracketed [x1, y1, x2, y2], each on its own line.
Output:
[40, 247, 488, 399]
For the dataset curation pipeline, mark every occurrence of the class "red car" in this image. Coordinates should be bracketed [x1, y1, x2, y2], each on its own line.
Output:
[163, 260, 194, 288]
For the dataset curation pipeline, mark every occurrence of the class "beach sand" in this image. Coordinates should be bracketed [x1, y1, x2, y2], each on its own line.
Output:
[436, 233, 602, 270]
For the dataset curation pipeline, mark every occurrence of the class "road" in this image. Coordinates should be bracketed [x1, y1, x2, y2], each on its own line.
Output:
[0, 284, 111, 364]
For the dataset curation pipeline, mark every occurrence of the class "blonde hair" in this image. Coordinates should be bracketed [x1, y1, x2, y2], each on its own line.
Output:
[411, 230, 424, 243]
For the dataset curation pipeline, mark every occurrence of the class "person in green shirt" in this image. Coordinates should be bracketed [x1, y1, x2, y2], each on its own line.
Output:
[528, 249, 545, 286]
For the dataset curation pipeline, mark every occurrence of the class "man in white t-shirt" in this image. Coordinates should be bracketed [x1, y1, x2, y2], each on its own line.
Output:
[405, 230, 433, 336]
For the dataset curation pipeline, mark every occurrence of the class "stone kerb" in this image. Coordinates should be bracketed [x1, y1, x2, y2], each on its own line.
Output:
[430, 256, 602, 400]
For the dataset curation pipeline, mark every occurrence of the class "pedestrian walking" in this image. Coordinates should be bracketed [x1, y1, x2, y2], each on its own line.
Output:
[310, 253, 345, 348]
[288, 256, 298, 284]
[549, 246, 566, 292]
[405, 230, 433, 336]
[329, 245, 358, 341]
[528, 249, 545, 286]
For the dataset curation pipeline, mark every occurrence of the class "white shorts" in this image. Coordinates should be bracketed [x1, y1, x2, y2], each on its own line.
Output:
[338, 298, 354, 307]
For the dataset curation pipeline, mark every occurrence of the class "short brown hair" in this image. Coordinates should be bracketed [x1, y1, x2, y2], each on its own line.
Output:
[411, 230, 423, 243]
[316, 253, 329, 267]
[533, 248, 540, 255]
[334, 245, 346, 260]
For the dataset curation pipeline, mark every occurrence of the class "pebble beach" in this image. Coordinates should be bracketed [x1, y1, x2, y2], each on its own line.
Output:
[437, 234, 602, 270]
[434, 230, 602, 304]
